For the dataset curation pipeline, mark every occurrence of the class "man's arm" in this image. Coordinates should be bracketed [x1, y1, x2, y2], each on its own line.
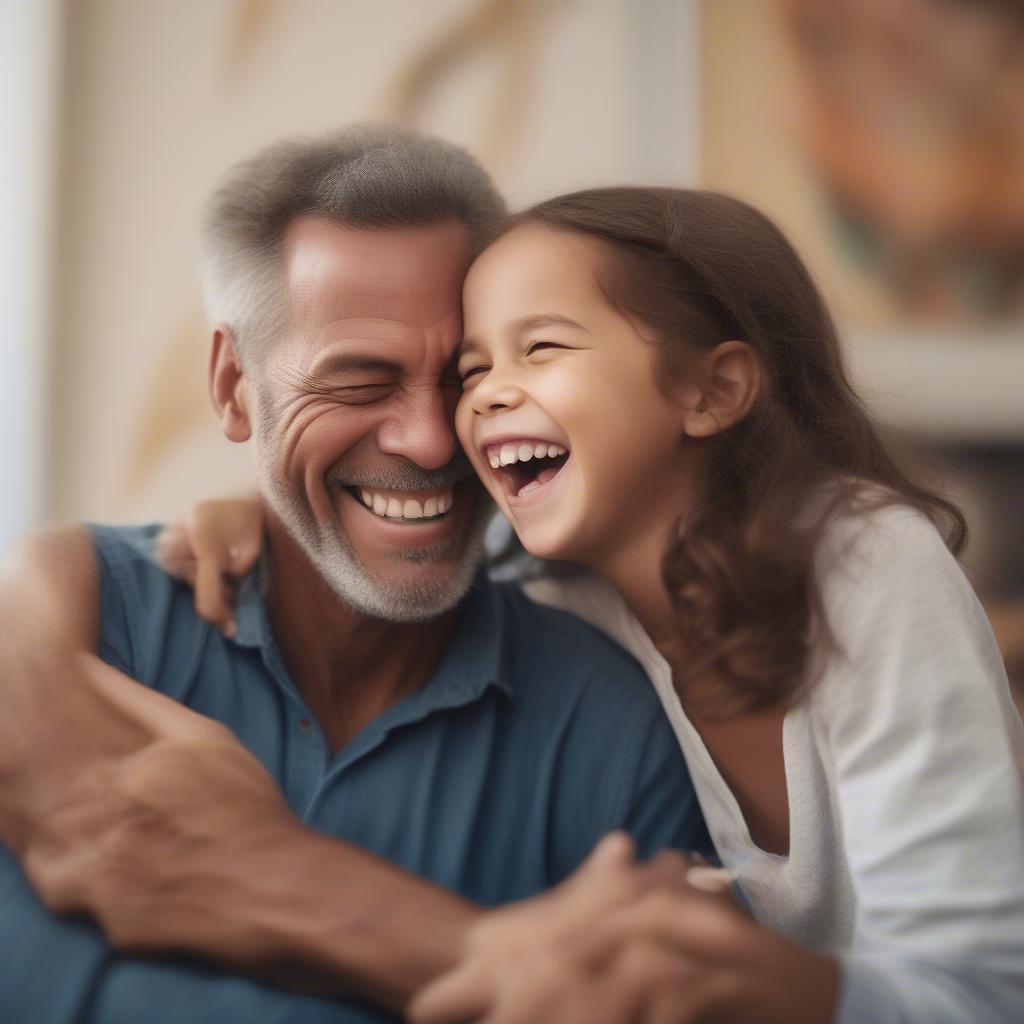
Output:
[1, 838, 406, 1024]
[0, 526, 479, 1012]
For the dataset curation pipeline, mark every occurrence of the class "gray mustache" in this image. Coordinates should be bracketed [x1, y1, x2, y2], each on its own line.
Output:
[327, 452, 477, 492]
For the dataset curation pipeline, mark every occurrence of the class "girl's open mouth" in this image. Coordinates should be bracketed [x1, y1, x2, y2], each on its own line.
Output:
[481, 439, 571, 501]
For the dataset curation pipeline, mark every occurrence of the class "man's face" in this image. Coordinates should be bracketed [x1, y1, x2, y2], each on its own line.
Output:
[249, 216, 493, 621]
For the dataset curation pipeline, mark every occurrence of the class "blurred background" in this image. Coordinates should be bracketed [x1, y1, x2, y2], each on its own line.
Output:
[2, 0, 1021, 697]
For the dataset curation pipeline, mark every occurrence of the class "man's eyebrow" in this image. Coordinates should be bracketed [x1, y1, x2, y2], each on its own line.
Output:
[460, 314, 589, 356]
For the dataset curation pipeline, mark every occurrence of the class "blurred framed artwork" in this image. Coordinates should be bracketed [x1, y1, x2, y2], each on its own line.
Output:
[699, 0, 1024, 440]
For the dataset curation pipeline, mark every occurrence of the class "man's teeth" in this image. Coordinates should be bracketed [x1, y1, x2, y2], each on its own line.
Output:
[358, 489, 453, 520]
[488, 441, 567, 470]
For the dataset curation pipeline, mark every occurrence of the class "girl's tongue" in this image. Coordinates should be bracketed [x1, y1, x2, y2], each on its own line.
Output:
[504, 450, 569, 497]
[518, 464, 564, 497]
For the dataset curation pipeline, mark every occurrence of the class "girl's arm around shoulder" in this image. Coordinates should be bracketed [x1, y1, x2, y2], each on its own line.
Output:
[812, 503, 1024, 1023]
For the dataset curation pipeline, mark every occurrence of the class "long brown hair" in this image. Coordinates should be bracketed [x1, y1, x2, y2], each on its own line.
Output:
[505, 187, 966, 715]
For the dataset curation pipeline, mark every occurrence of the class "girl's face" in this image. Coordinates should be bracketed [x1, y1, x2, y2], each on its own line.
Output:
[456, 224, 693, 566]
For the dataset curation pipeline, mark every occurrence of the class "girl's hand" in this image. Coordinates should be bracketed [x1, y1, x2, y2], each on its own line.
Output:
[156, 497, 264, 637]
[408, 834, 702, 1023]
[409, 836, 837, 1024]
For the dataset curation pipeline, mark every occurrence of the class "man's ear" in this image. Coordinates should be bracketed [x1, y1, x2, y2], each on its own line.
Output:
[680, 340, 762, 439]
[209, 326, 252, 443]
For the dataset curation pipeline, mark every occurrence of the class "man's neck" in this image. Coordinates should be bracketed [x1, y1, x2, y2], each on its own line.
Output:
[263, 522, 458, 753]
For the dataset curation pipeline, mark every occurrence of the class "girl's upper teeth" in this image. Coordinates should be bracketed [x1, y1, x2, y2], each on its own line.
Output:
[490, 441, 567, 469]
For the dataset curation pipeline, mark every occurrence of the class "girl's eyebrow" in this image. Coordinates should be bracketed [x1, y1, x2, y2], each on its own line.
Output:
[461, 313, 589, 355]
[514, 313, 589, 334]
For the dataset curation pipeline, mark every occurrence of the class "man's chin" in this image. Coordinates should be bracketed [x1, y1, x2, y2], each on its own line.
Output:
[266, 475, 492, 622]
[321, 552, 481, 623]
[314, 514, 487, 622]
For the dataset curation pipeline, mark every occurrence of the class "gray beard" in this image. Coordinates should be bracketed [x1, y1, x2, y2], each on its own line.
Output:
[256, 433, 493, 624]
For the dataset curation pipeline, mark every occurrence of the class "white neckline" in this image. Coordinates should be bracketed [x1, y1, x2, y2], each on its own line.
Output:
[621, 609, 795, 865]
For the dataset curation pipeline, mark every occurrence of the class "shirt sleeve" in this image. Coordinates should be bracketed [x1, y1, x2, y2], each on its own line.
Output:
[817, 506, 1024, 1023]
[84, 960, 394, 1024]
[0, 843, 109, 1024]
[523, 572, 713, 863]
[86, 523, 206, 699]
[606, 699, 714, 862]
[88, 522, 149, 676]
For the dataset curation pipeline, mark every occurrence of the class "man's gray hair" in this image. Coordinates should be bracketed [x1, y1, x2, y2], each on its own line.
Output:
[200, 123, 506, 362]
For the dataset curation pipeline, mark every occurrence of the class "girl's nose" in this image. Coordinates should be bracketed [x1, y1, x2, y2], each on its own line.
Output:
[470, 369, 525, 416]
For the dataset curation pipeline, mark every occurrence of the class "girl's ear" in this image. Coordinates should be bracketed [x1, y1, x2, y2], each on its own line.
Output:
[681, 340, 762, 439]
[209, 326, 252, 443]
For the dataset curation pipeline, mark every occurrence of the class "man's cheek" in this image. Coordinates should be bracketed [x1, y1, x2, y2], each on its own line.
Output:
[284, 405, 369, 477]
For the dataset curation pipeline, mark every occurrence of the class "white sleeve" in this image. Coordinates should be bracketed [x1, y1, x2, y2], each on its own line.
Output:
[817, 507, 1024, 1023]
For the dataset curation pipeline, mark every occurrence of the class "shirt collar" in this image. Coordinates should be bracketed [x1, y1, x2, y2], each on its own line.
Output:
[230, 559, 514, 707]
[426, 570, 514, 702]
[231, 549, 274, 651]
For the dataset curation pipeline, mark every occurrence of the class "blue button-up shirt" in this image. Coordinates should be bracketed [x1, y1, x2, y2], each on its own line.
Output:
[1, 524, 707, 1024]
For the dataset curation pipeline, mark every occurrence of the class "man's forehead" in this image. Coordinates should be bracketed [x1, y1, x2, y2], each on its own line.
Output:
[307, 312, 463, 369]
[283, 215, 472, 314]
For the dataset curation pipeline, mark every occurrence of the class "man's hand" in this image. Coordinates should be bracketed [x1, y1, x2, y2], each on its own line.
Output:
[407, 833, 703, 1022]
[0, 636, 305, 969]
[15, 661, 300, 960]
[0, 526, 479, 1008]
[409, 834, 838, 1024]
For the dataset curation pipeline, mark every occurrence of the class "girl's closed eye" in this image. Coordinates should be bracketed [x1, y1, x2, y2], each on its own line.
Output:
[525, 340, 580, 360]
[459, 363, 489, 384]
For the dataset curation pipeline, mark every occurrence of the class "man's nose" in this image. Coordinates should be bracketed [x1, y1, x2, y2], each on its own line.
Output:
[376, 387, 458, 470]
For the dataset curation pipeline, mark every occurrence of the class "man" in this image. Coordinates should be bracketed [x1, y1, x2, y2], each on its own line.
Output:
[0, 125, 706, 1022]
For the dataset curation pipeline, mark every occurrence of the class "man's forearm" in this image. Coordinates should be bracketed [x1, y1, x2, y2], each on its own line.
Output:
[0, 645, 477, 1011]
[219, 825, 481, 1010]
[0, 527, 480, 1009]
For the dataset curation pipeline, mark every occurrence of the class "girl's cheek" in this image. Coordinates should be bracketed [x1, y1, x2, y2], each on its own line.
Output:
[454, 394, 474, 450]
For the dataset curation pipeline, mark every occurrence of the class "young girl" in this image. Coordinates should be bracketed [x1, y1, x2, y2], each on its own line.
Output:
[164, 188, 1024, 1023]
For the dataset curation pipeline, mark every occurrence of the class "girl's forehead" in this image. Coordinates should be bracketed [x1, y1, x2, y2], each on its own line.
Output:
[463, 224, 606, 314]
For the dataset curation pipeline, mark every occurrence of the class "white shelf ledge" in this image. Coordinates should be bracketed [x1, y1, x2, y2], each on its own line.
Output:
[843, 327, 1024, 445]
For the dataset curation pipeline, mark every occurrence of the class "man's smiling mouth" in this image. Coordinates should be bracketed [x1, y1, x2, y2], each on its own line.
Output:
[346, 486, 454, 522]
[482, 439, 570, 499]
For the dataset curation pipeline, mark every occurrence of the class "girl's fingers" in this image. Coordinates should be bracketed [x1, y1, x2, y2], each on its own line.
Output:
[194, 555, 237, 636]
[227, 530, 262, 575]
[408, 962, 492, 1024]
[189, 499, 263, 573]
[684, 865, 736, 897]
[599, 889, 752, 968]
[580, 831, 637, 876]
[155, 523, 197, 585]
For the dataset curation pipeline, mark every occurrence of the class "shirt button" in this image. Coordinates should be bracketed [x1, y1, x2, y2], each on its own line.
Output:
[297, 718, 311, 732]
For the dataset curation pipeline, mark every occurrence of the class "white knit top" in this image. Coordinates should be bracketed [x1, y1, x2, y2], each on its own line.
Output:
[524, 503, 1024, 1023]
